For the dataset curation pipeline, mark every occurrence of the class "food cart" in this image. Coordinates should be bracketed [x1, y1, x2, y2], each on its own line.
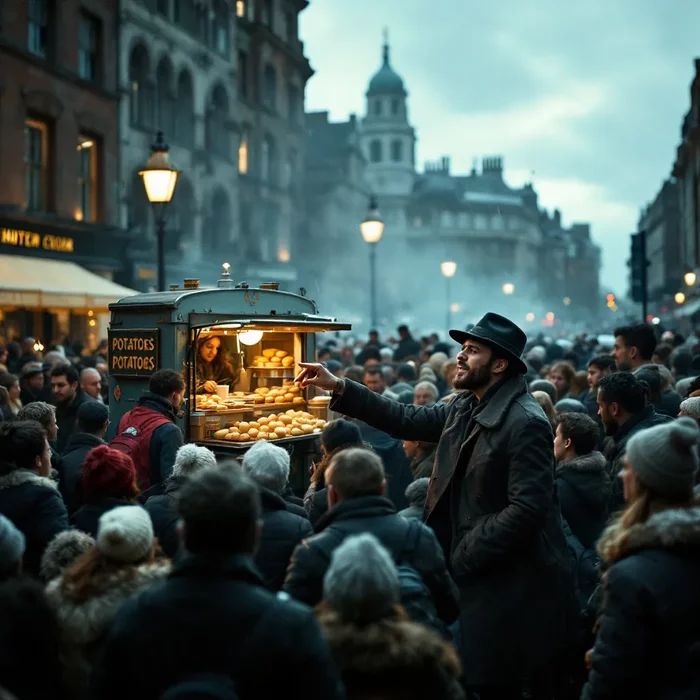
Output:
[107, 264, 351, 493]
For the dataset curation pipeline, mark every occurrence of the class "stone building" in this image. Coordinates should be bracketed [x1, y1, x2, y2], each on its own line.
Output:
[0, 0, 132, 345]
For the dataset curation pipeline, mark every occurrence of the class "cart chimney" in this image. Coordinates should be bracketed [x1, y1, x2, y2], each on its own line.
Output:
[183, 278, 200, 289]
[218, 262, 235, 288]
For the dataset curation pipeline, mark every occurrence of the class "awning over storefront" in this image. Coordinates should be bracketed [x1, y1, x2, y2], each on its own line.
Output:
[0, 254, 137, 310]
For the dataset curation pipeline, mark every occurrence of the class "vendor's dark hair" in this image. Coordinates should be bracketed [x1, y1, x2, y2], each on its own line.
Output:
[149, 369, 185, 396]
[0, 421, 47, 475]
[597, 372, 647, 414]
[50, 364, 79, 384]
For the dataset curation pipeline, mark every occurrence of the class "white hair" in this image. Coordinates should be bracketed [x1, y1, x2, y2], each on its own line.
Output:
[171, 444, 217, 478]
[414, 381, 439, 402]
[323, 533, 399, 624]
[241, 440, 290, 494]
[680, 397, 700, 420]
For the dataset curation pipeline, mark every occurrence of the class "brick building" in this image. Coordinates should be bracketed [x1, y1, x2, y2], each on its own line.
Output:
[0, 0, 132, 347]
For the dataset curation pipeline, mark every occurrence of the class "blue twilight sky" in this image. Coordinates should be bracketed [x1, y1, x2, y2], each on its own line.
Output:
[299, 0, 700, 295]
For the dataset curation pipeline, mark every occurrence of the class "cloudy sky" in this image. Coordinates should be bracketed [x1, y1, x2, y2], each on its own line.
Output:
[300, 0, 700, 295]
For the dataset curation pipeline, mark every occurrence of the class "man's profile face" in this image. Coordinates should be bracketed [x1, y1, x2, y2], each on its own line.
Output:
[612, 336, 632, 370]
[51, 375, 76, 404]
[454, 340, 496, 391]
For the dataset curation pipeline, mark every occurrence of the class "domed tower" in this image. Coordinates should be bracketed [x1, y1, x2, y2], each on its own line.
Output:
[361, 30, 416, 198]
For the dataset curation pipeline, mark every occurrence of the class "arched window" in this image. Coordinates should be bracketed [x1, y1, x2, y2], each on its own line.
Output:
[128, 44, 152, 128]
[390, 139, 403, 162]
[204, 189, 231, 251]
[238, 130, 249, 174]
[211, 0, 229, 55]
[260, 134, 277, 184]
[282, 149, 296, 189]
[128, 171, 150, 235]
[155, 57, 174, 138]
[369, 139, 382, 163]
[168, 176, 195, 252]
[373, 100, 382, 116]
[205, 84, 230, 159]
[263, 64, 276, 111]
[175, 69, 194, 147]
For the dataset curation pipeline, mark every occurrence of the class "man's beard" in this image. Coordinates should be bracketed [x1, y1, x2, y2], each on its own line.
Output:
[616, 359, 632, 371]
[454, 363, 492, 392]
[602, 417, 618, 437]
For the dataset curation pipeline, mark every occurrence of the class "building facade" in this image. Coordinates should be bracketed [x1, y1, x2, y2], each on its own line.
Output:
[0, 0, 131, 346]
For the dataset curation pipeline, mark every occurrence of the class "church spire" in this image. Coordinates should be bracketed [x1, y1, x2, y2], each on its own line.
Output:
[382, 27, 390, 65]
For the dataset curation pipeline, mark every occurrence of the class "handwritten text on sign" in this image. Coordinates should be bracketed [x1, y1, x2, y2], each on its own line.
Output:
[109, 329, 160, 377]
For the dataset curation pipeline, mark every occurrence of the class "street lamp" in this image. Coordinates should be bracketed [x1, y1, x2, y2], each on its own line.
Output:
[360, 195, 385, 329]
[675, 292, 686, 305]
[525, 312, 535, 322]
[562, 296, 572, 306]
[441, 261, 457, 333]
[140, 131, 181, 291]
[502, 282, 515, 295]
[685, 271, 697, 287]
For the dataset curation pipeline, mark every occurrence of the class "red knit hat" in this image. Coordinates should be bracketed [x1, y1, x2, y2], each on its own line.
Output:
[82, 445, 139, 501]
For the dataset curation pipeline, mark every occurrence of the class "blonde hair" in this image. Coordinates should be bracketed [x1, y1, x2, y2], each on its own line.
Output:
[532, 390, 556, 425]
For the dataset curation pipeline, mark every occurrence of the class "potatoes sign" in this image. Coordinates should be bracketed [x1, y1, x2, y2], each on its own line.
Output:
[108, 329, 160, 377]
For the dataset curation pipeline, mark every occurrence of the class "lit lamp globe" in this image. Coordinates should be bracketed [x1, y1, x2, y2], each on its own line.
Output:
[239, 330, 264, 346]
[360, 196, 385, 244]
[441, 261, 457, 278]
[685, 271, 697, 287]
[140, 131, 180, 205]
[502, 282, 515, 295]
[675, 292, 686, 305]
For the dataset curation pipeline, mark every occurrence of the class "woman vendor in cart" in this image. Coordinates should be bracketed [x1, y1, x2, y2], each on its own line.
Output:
[195, 333, 241, 393]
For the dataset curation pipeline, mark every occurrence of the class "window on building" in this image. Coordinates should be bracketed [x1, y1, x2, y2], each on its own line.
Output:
[263, 63, 276, 110]
[205, 84, 230, 159]
[212, 0, 229, 56]
[236, 0, 245, 17]
[458, 212, 470, 228]
[260, 134, 277, 184]
[174, 0, 196, 26]
[369, 139, 382, 163]
[78, 13, 99, 81]
[287, 83, 298, 124]
[155, 58, 174, 139]
[261, 0, 272, 28]
[238, 132, 248, 174]
[391, 98, 399, 115]
[77, 135, 98, 222]
[441, 211, 454, 228]
[175, 69, 194, 147]
[390, 139, 403, 162]
[475, 214, 487, 230]
[283, 149, 296, 189]
[129, 45, 152, 129]
[284, 10, 296, 42]
[25, 118, 48, 211]
[238, 50, 248, 98]
[28, 0, 48, 57]
[373, 100, 382, 116]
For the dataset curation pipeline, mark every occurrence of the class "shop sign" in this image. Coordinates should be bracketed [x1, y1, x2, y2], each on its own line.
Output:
[1, 228, 74, 254]
[109, 329, 160, 378]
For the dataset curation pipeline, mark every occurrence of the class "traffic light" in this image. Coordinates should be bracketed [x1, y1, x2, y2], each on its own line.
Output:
[629, 231, 648, 304]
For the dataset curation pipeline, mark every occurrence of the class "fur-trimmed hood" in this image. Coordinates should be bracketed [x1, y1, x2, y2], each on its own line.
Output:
[0, 468, 58, 492]
[556, 452, 611, 510]
[604, 505, 700, 564]
[555, 451, 606, 476]
[46, 562, 170, 647]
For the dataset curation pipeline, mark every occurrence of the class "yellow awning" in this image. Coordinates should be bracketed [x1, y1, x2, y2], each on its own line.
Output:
[0, 254, 137, 310]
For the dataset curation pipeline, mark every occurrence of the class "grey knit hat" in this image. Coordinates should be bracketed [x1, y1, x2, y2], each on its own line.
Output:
[626, 417, 700, 496]
[0, 514, 25, 574]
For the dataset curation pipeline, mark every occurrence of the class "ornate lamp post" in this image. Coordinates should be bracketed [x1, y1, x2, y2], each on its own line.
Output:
[440, 261, 457, 333]
[360, 195, 385, 330]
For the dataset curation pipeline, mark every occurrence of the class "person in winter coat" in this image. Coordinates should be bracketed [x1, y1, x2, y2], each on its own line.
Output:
[92, 469, 345, 700]
[284, 448, 459, 630]
[297, 312, 578, 696]
[71, 445, 140, 537]
[318, 533, 464, 700]
[110, 369, 185, 491]
[241, 440, 312, 590]
[554, 412, 611, 606]
[582, 417, 700, 699]
[0, 421, 70, 576]
[0, 514, 25, 581]
[40, 530, 95, 582]
[398, 477, 430, 520]
[50, 364, 96, 453]
[144, 443, 218, 559]
[596, 372, 673, 512]
[16, 401, 63, 476]
[60, 401, 109, 514]
[303, 419, 369, 526]
[402, 439, 437, 479]
[46, 505, 170, 663]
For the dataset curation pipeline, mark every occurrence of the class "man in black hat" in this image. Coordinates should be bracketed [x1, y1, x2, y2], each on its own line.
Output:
[19, 362, 52, 405]
[298, 312, 577, 697]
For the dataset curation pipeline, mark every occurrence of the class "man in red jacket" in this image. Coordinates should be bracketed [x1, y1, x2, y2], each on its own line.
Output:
[111, 369, 184, 491]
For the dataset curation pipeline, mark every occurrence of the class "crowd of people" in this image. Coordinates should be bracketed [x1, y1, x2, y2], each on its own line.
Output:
[0, 316, 699, 699]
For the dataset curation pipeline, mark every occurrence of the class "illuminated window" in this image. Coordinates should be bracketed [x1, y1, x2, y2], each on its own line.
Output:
[77, 135, 98, 222]
[24, 118, 48, 211]
[238, 133, 248, 174]
[28, 0, 48, 57]
[78, 14, 99, 81]
[236, 0, 245, 17]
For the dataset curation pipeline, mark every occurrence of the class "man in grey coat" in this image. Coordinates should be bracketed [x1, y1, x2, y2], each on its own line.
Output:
[298, 312, 578, 698]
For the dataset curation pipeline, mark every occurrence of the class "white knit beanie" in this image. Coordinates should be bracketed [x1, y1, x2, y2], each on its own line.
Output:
[171, 444, 218, 478]
[97, 506, 153, 563]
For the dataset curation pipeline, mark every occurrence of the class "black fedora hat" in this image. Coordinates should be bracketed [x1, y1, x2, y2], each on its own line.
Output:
[450, 312, 528, 375]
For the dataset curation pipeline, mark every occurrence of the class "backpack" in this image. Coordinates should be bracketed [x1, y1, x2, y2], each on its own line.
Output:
[396, 520, 446, 636]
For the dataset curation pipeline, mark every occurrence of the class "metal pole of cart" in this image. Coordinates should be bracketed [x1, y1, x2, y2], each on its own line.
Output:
[369, 241, 378, 330]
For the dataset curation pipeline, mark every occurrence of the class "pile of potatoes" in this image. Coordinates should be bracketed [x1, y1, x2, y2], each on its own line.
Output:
[251, 348, 295, 369]
[253, 383, 305, 405]
[212, 410, 327, 442]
